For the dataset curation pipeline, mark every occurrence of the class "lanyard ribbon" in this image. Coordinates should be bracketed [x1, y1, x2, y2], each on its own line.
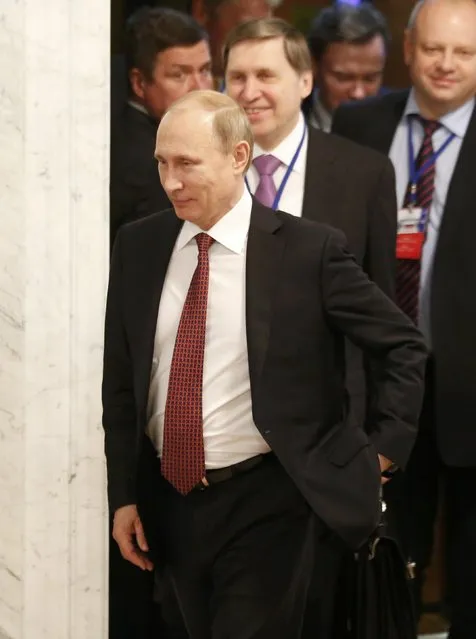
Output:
[246, 123, 307, 210]
[407, 118, 456, 206]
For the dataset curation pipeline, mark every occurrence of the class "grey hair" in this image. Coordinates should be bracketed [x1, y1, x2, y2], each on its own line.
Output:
[407, 1, 425, 29]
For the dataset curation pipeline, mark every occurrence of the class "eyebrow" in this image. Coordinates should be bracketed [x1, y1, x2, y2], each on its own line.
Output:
[154, 152, 199, 162]
[169, 62, 211, 72]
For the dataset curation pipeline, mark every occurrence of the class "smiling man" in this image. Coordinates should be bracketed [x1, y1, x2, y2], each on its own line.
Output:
[222, 17, 407, 637]
[223, 17, 398, 440]
[333, 1, 476, 635]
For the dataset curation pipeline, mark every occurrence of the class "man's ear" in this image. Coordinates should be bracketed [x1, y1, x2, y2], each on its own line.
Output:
[300, 70, 314, 101]
[129, 68, 147, 101]
[403, 28, 413, 67]
[233, 141, 251, 175]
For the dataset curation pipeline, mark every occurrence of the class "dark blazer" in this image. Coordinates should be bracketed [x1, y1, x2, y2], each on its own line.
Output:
[332, 90, 476, 466]
[110, 103, 170, 248]
[301, 127, 398, 435]
[102, 200, 426, 550]
[302, 126, 397, 299]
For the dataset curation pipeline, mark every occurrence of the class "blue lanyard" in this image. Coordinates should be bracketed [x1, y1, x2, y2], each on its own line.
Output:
[246, 123, 307, 210]
[407, 119, 456, 206]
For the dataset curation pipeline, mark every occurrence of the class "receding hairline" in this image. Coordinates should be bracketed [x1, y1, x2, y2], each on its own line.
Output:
[158, 91, 254, 169]
[164, 90, 239, 118]
[407, 0, 476, 30]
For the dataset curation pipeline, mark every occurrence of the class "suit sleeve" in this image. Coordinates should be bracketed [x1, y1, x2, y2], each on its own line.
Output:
[364, 158, 397, 300]
[102, 230, 138, 512]
[321, 228, 427, 469]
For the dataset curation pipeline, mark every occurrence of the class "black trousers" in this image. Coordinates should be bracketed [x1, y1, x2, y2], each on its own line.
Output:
[153, 454, 321, 639]
[384, 367, 476, 639]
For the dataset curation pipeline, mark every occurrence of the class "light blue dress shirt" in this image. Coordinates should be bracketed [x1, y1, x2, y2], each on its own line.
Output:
[389, 90, 474, 343]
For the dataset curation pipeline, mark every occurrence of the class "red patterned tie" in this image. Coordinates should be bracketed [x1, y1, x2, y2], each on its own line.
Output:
[161, 232, 214, 494]
[396, 117, 441, 323]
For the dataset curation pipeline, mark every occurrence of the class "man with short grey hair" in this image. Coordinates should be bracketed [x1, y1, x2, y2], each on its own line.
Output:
[103, 90, 426, 639]
[305, 3, 389, 131]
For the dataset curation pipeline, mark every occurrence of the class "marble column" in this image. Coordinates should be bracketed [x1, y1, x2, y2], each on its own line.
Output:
[0, 1, 110, 638]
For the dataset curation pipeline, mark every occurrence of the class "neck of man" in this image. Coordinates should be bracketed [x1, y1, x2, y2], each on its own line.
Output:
[256, 111, 301, 152]
[414, 90, 465, 121]
[197, 183, 245, 231]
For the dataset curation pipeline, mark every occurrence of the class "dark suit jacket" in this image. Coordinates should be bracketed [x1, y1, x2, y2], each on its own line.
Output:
[301, 127, 398, 433]
[332, 90, 476, 466]
[102, 200, 426, 550]
[302, 127, 397, 298]
[110, 103, 170, 248]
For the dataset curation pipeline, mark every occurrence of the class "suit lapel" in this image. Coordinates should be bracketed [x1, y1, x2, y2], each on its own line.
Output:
[246, 200, 285, 385]
[136, 210, 183, 415]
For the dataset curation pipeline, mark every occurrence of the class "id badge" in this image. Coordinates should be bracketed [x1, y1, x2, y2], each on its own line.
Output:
[396, 207, 427, 260]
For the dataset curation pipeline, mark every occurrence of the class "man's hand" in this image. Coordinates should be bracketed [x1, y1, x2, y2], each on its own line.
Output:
[113, 504, 154, 571]
[378, 454, 395, 485]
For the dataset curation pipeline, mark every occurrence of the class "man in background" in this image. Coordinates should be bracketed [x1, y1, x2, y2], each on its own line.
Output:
[191, 0, 272, 80]
[304, 3, 389, 132]
[110, 7, 213, 247]
[333, 1, 476, 635]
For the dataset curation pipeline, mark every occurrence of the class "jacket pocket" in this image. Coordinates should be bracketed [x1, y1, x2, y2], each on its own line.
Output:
[321, 423, 370, 467]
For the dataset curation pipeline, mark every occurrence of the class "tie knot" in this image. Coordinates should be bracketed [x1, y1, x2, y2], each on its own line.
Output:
[195, 232, 214, 254]
[253, 154, 281, 177]
[415, 115, 441, 138]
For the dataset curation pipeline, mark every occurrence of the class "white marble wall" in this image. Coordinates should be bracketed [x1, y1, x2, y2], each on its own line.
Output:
[0, 1, 110, 637]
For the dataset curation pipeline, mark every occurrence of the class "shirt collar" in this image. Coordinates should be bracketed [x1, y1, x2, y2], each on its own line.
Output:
[128, 99, 151, 117]
[404, 88, 475, 139]
[176, 187, 252, 255]
[252, 112, 307, 174]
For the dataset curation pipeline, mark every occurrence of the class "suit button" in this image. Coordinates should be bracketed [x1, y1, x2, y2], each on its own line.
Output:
[264, 429, 271, 435]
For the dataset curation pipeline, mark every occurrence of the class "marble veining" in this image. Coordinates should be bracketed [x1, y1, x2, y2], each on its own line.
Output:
[0, 0, 110, 637]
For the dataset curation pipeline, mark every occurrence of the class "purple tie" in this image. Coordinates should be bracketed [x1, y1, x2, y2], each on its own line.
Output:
[253, 155, 281, 208]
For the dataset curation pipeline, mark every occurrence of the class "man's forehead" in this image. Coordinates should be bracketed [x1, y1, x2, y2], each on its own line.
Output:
[159, 108, 213, 137]
[228, 37, 285, 66]
[158, 40, 211, 65]
[326, 40, 386, 67]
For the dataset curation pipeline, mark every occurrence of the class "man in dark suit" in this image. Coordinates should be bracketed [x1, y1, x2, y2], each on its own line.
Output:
[223, 19, 400, 635]
[333, 1, 476, 635]
[110, 7, 213, 248]
[224, 14, 399, 489]
[103, 89, 426, 639]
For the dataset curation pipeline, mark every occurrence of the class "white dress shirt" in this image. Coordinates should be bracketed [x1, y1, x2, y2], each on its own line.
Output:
[147, 188, 270, 468]
[246, 112, 308, 217]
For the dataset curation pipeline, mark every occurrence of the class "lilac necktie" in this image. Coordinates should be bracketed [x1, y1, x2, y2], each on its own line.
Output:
[253, 155, 282, 208]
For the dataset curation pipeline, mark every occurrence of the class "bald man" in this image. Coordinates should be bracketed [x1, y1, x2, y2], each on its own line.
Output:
[103, 90, 425, 639]
[333, 1, 476, 634]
